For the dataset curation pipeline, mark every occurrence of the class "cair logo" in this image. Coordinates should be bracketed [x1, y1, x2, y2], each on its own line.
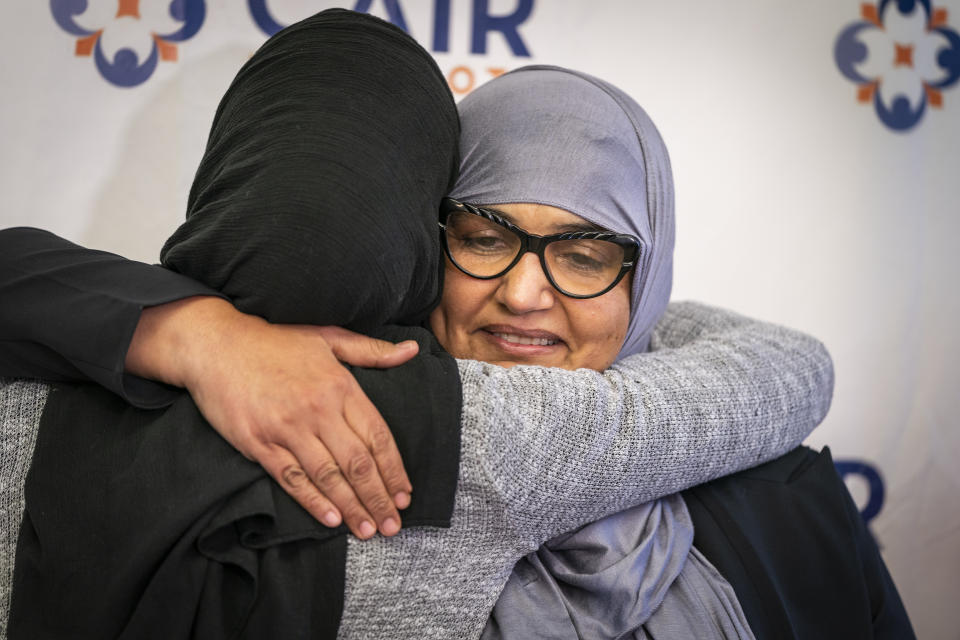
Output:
[834, 0, 960, 131]
[53, 1, 533, 92]
[52, 0, 206, 88]
[248, 0, 535, 96]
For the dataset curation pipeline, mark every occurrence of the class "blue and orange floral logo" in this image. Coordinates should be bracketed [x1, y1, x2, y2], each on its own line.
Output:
[835, 0, 960, 130]
[52, 0, 205, 87]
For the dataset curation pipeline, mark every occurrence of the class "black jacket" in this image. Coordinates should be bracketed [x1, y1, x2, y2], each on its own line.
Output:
[683, 446, 914, 639]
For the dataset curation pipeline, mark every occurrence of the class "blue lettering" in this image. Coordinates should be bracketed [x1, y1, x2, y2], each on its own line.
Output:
[835, 460, 885, 525]
[353, 0, 410, 33]
[248, 0, 285, 36]
[246, 0, 534, 56]
[471, 0, 533, 57]
[432, 0, 452, 52]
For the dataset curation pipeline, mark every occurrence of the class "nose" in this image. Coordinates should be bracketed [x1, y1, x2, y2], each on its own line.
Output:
[495, 252, 556, 314]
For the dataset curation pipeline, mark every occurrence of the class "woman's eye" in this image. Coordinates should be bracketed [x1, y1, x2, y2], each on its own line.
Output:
[550, 239, 623, 277]
[557, 251, 606, 272]
[461, 234, 510, 253]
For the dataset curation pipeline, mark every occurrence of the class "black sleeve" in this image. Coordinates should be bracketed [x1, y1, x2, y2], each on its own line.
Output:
[683, 446, 916, 640]
[836, 461, 916, 639]
[0, 227, 226, 409]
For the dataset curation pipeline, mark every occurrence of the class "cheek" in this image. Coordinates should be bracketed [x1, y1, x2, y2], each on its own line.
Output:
[571, 282, 631, 369]
[609, 287, 632, 348]
[429, 262, 491, 346]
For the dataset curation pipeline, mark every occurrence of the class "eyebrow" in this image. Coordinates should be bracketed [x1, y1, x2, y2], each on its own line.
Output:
[484, 207, 608, 234]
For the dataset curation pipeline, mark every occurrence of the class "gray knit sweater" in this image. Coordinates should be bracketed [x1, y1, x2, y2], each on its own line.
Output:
[0, 302, 833, 638]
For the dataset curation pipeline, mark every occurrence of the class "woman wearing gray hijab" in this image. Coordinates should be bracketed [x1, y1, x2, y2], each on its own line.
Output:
[443, 64, 720, 636]
[444, 66, 911, 639]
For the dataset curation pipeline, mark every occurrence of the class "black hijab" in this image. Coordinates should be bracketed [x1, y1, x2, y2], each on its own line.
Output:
[12, 10, 462, 639]
[162, 8, 459, 331]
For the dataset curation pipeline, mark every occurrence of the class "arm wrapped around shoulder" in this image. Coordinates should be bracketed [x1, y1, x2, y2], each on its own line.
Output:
[647, 300, 834, 448]
[454, 301, 833, 547]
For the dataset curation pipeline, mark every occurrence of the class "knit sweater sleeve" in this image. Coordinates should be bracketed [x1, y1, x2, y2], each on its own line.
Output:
[0, 379, 48, 632]
[455, 300, 833, 547]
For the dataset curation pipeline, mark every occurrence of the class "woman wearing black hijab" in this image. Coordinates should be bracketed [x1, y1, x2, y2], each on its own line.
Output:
[8, 10, 464, 638]
[1, 9, 836, 638]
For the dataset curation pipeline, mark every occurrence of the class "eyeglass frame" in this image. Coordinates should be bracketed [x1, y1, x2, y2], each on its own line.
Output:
[438, 197, 641, 300]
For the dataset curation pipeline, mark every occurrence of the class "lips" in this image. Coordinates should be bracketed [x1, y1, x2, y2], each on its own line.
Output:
[491, 332, 558, 346]
[482, 325, 562, 350]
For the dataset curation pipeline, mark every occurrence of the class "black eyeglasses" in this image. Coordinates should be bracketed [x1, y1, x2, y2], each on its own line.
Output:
[439, 198, 640, 299]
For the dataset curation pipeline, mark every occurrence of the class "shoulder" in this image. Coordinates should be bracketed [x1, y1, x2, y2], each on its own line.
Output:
[683, 445, 846, 517]
[683, 446, 889, 639]
[722, 445, 832, 483]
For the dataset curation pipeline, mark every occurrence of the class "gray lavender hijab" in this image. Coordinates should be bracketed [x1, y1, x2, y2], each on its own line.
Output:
[450, 65, 675, 356]
[461, 67, 753, 638]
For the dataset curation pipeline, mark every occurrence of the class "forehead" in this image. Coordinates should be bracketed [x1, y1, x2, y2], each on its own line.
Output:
[479, 202, 606, 234]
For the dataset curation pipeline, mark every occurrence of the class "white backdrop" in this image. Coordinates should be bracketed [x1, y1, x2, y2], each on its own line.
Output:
[2, 1, 958, 637]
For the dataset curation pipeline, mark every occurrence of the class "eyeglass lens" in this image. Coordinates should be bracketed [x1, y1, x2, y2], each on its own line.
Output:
[443, 211, 626, 297]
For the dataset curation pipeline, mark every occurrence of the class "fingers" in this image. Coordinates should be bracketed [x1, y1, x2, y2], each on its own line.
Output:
[259, 382, 408, 540]
[261, 438, 393, 540]
[186, 318, 415, 538]
[343, 391, 412, 510]
[317, 326, 419, 368]
[258, 446, 344, 529]
[310, 418, 403, 538]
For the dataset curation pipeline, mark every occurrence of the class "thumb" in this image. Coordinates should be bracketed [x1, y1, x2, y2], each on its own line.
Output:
[316, 326, 420, 368]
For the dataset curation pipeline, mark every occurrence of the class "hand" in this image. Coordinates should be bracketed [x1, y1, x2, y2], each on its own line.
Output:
[127, 297, 417, 539]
